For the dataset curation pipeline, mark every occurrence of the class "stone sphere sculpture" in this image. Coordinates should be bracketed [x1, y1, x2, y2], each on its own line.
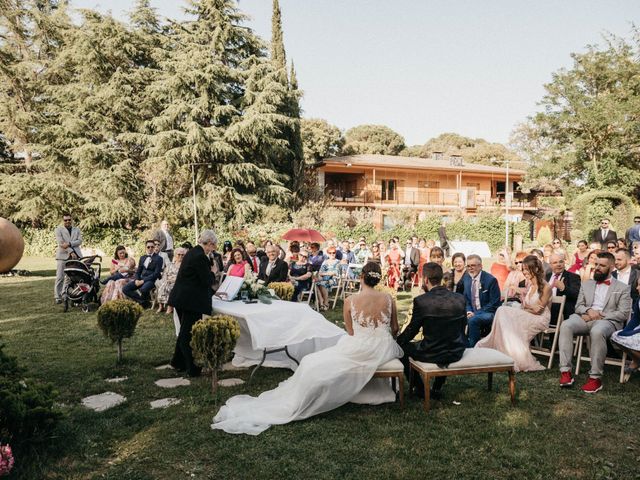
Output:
[0, 218, 25, 273]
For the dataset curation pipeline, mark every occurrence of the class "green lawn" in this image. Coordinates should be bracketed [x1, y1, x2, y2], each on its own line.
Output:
[1, 257, 639, 479]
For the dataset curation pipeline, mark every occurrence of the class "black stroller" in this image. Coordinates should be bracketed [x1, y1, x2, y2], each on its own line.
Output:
[63, 256, 102, 313]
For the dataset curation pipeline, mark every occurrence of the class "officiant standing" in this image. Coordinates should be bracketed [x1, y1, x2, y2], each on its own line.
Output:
[169, 229, 218, 377]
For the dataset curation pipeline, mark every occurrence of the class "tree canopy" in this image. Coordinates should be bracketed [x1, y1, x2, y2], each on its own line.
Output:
[300, 118, 344, 164]
[342, 124, 405, 155]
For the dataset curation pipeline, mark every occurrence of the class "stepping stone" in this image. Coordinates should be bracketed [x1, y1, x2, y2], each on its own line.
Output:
[105, 376, 128, 383]
[218, 378, 245, 387]
[81, 392, 126, 412]
[222, 362, 245, 372]
[150, 397, 181, 409]
[155, 364, 174, 370]
[155, 377, 190, 388]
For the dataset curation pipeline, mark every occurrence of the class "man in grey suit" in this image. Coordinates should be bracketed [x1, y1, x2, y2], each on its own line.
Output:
[54, 213, 83, 303]
[558, 251, 631, 393]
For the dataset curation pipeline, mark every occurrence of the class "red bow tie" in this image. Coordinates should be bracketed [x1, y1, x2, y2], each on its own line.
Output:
[597, 279, 611, 286]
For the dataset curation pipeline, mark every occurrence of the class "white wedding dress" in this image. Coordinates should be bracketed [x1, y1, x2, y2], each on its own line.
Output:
[211, 293, 404, 435]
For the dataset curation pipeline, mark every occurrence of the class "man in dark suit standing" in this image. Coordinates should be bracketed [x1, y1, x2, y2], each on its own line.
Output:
[169, 229, 218, 377]
[402, 239, 420, 289]
[397, 262, 467, 399]
[462, 254, 502, 347]
[258, 245, 288, 285]
[546, 253, 581, 319]
[591, 218, 617, 249]
[122, 239, 163, 305]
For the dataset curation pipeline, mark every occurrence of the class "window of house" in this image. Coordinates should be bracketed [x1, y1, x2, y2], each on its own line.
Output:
[424, 181, 440, 189]
[381, 179, 396, 201]
[466, 183, 480, 190]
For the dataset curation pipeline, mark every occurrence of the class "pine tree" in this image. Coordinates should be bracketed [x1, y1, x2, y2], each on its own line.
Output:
[271, 0, 286, 70]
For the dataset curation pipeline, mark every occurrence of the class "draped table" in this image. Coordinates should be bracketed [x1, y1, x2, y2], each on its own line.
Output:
[212, 299, 345, 373]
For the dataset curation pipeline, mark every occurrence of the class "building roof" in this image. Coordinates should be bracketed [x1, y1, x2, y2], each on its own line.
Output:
[320, 154, 527, 175]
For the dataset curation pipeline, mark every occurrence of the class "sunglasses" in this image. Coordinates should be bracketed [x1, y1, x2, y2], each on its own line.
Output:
[514, 261, 523, 265]
[146, 245, 155, 249]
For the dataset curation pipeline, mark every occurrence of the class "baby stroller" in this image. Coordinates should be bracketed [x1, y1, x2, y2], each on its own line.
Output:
[63, 256, 102, 313]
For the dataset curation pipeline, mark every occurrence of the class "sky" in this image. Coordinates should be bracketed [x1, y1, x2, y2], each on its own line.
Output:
[71, 0, 640, 146]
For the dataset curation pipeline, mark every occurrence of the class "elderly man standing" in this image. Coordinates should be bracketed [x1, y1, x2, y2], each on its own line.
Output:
[54, 213, 83, 304]
[558, 252, 631, 393]
[154, 219, 175, 261]
[169, 229, 218, 377]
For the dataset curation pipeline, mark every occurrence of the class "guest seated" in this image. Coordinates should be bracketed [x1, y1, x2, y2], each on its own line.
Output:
[397, 262, 467, 399]
[316, 246, 341, 310]
[101, 245, 136, 285]
[579, 249, 599, 281]
[101, 246, 137, 304]
[558, 252, 632, 393]
[308, 242, 325, 272]
[285, 241, 301, 263]
[369, 243, 384, 267]
[258, 245, 288, 285]
[463, 254, 501, 347]
[476, 255, 551, 372]
[567, 240, 589, 273]
[122, 239, 163, 306]
[340, 240, 356, 264]
[490, 249, 510, 291]
[611, 284, 640, 381]
[546, 253, 580, 319]
[385, 241, 402, 290]
[354, 240, 372, 264]
[450, 252, 467, 294]
[156, 247, 186, 313]
[226, 248, 250, 278]
[222, 240, 233, 264]
[502, 251, 527, 305]
[289, 249, 313, 301]
[245, 242, 261, 273]
[429, 246, 445, 266]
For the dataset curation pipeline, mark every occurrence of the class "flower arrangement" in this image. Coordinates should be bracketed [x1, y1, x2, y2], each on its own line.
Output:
[240, 271, 274, 303]
[0, 444, 14, 477]
[268, 282, 295, 301]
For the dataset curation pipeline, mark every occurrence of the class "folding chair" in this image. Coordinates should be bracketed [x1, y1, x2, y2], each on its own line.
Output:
[575, 335, 628, 383]
[530, 295, 566, 368]
[299, 279, 319, 311]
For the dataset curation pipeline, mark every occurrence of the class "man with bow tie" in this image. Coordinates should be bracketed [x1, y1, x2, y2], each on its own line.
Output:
[122, 239, 163, 306]
[558, 251, 631, 393]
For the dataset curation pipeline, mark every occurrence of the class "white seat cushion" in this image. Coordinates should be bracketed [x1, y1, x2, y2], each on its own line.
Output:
[410, 348, 513, 372]
[376, 358, 404, 372]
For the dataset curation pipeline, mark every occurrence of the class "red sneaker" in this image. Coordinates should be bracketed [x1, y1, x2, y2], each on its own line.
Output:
[559, 371, 574, 387]
[581, 377, 603, 394]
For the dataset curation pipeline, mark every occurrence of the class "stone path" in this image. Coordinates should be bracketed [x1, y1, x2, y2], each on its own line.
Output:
[150, 397, 182, 409]
[155, 377, 191, 388]
[105, 376, 128, 383]
[218, 378, 245, 387]
[81, 392, 126, 412]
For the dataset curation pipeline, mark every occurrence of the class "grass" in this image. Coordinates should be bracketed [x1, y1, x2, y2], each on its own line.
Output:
[1, 257, 639, 480]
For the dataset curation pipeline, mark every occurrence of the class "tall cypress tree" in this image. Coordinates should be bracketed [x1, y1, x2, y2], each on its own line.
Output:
[271, 0, 286, 70]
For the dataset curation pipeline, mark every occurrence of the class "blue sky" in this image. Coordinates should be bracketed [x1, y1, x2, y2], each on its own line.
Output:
[72, 0, 640, 146]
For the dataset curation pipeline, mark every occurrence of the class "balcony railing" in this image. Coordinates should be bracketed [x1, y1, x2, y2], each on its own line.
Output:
[325, 187, 535, 209]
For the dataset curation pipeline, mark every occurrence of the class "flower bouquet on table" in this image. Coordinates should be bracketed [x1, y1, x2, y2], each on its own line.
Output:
[0, 444, 14, 477]
[240, 271, 276, 304]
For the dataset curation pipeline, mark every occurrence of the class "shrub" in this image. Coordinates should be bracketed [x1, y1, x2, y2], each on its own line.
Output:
[0, 343, 61, 453]
[269, 282, 294, 301]
[96, 300, 143, 362]
[571, 190, 638, 238]
[191, 315, 241, 394]
[536, 225, 552, 246]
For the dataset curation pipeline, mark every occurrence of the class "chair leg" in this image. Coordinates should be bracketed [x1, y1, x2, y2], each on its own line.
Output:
[487, 372, 493, 391]
[332, 281, 342, 309]
[423, 374, 431, 412]
[398, 373, 404, 408]
[620, 351, 628, 383]
[508, 370, 516, 406]
[548, 329, 559, 369]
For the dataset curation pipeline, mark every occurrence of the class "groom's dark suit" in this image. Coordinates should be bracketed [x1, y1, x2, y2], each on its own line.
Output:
[397, 285, 467, 393]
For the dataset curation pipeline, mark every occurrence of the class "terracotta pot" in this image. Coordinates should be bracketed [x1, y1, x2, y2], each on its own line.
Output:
[0, 218, 25, 273]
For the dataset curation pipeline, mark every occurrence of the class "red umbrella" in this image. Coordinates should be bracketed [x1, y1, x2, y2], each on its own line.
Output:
[282, 228, 326, 243]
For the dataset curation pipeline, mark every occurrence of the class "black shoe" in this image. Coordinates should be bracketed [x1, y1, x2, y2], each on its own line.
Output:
[187, 367, 202, 377]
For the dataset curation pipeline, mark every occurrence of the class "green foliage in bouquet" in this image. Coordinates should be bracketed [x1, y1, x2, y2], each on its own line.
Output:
[0, 342, 61, 453]
[191, 315, 241, 394]
[96, 300, 144, 362]
[269, 282, 294, 301]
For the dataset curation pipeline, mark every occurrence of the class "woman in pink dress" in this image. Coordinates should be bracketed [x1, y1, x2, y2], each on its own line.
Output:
[476, 255, 551, 372]
[567, 240, 588, 273]
[385, 241, 402, 290]
[417, 238, 430, 285]
[226, 248, 250, 278]
[100, 246, 136, 304]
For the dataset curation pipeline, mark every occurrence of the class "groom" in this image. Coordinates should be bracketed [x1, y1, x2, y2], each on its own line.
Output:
[397, 262, 467, 399]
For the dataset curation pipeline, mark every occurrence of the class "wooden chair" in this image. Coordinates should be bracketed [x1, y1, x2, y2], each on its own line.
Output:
[575, 335, 628, 383]
[332, 274, 361, 309]
[530, 295, 566, 368]
[299, 280, 319, 311]
[373, 358, 404, 408]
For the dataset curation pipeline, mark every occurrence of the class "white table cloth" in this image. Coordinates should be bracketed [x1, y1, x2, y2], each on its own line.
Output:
[212, 299, 345, 370]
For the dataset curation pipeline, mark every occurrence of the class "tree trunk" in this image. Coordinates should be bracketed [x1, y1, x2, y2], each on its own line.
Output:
[117, 339, 123, 363]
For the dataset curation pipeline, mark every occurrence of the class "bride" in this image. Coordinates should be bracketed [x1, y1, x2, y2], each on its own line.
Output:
[211, 261, 403, 435]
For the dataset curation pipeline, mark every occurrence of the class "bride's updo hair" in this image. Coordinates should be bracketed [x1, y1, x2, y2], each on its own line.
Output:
[362, 261, 382, 287]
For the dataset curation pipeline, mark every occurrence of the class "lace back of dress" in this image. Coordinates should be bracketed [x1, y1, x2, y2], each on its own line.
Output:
[350, 293, 392, 332]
